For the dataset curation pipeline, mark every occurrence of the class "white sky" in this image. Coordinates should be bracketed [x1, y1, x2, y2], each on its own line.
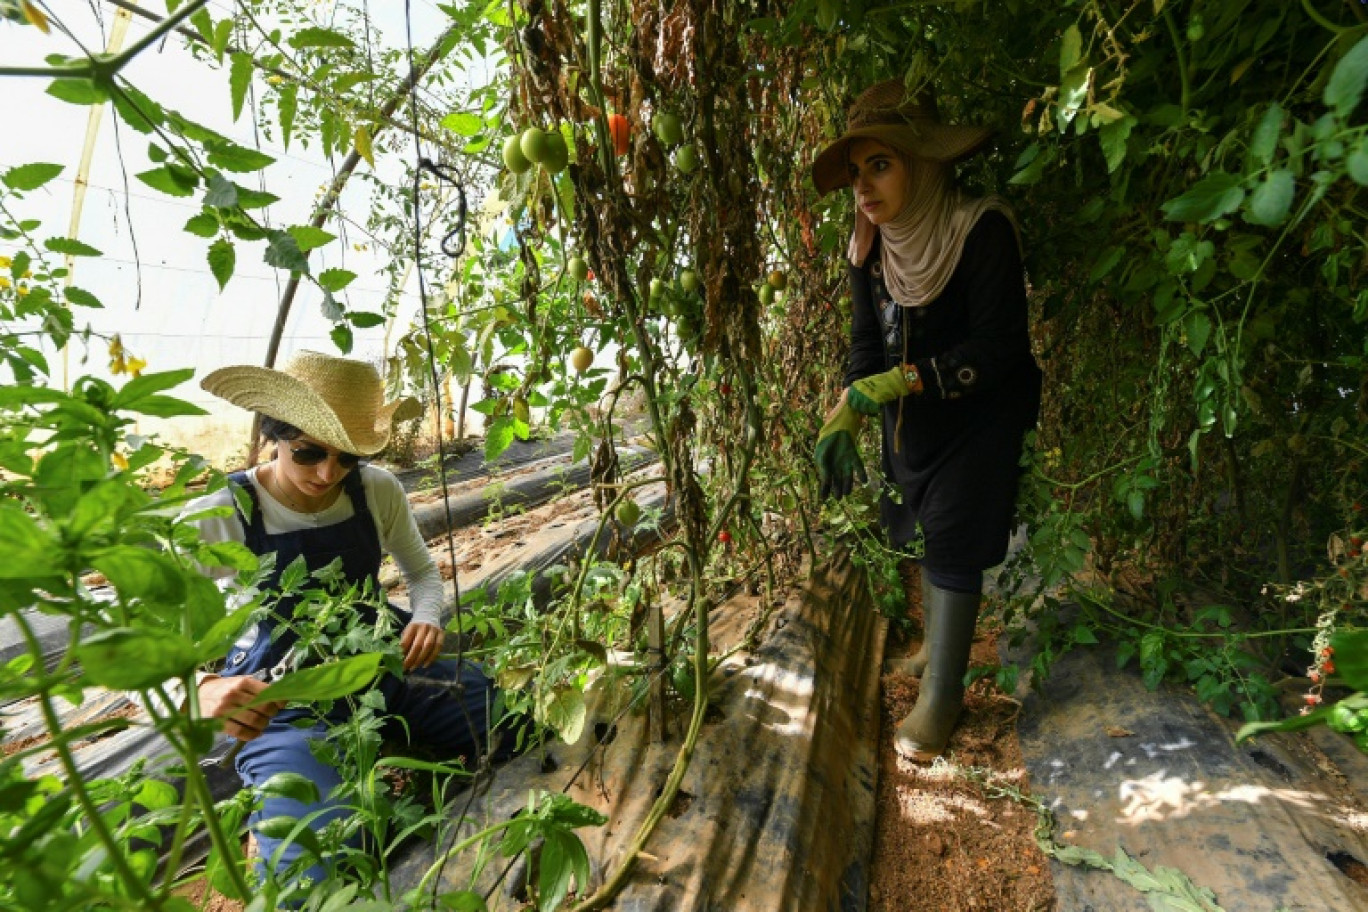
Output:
[1, 1, 491, 450]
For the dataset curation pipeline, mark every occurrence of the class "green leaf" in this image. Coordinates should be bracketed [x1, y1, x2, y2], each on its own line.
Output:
[330, 324, 354, 354]
[123, 394, 208, 418]
[1183, 311, 1212, 357]
[183, 573, 227, 641]
[1161, 172, 1245, 223]
[538, 686, 587, 745]
[229, 52, 253, 121]
[347, 311, 385, 328]
[1243, 170, 1295, 226]
[485, 416, 516, 461]
[184, 211, 220, 238]
[1329, 629, 1368, 691]
[538, 829, 577, 912]
[91, 545, 188, 606]
[137, 165, 198, 198]
[207, 143, 274, 174]
[1248, 103, 1282, 167]
[258, 772, 320, 805]
[0, 503, 62, 578]
[208, 238, 235, 290]
[288, 26, 357, 49]
[317, 268, 357, 292]
[287, 225, 335, 252]
[279, 82, 299, 150]
[135, 778, 180, 812]
[1098, 115, 1134, 173]
[203, 173, 239, 209]
[440, 111, 483, 136]
[47, 78, 108, 105]
[234, 186, 278, 209]
[76, 628, 199, 689]
[67, 479, 131, 539]
[1347, 140, 1368, 186]
[255, 653, 382, 704]
[320, 290, 344, 322]
[3, 163, 63, 192]
[211, 18, 234, 59]
[1059, 23, 1082, 78]
[110, 83, 165, 135]
[111, 368, 197, 406]
[64, 286, 103, 308]
[437, 891, 488, 911]
[264, 230, 309, 273]
[44, 236, 102, 257]
[1325, 34, 1368, 121]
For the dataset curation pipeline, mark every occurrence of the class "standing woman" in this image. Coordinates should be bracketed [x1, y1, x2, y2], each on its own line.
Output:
[812, 81, 1041, 761]
[186, 351, 501, 888]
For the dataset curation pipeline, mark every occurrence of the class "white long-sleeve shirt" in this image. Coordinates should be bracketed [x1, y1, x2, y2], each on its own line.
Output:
[184, 464, 444, 629]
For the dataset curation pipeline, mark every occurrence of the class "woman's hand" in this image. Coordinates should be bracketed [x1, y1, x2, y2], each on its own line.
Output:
[199, 674, 282, 742]
[401, 621, 446, 671]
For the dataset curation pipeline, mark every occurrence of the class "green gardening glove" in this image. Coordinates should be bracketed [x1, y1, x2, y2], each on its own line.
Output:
[815, 401, 867, 500]
[846, 365, 911, 416]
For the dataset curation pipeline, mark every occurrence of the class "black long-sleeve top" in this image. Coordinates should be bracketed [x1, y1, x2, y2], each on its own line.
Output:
[845, 210, 1042, 571]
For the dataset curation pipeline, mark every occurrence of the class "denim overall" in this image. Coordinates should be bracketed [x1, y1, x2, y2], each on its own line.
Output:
[224, 468, 496, 888]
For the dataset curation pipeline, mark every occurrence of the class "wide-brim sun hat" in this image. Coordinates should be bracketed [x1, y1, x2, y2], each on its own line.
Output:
[812, 79, 995, 196]
[201, 350, 421, 457]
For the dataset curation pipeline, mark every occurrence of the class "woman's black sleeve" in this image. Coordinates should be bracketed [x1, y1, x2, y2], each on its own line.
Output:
[911, 211, 1031, 400]
[844, 259, 888, 387]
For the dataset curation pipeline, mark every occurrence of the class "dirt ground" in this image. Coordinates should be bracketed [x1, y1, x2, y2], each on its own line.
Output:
[869, 562, 1056, 912]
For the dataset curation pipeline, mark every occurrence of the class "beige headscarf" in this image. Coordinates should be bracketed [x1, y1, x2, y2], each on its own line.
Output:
[812, 79, 1021, 307]
[847, 156, 1021, 308]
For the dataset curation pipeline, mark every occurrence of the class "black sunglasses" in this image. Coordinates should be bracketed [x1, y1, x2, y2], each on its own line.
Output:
[288, 442, 361, 469]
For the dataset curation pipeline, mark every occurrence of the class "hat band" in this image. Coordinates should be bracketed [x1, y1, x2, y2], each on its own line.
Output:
[849, 110, 937, 130]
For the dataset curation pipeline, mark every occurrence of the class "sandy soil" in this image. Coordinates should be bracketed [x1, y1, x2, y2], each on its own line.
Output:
[869, 562, 1056, 911]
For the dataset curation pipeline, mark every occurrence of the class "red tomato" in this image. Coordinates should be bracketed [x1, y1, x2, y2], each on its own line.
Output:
[718, 530, 732, 544]
[608, 113, 630, 156]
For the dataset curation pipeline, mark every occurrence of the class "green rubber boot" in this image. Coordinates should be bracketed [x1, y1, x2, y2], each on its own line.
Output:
[893, 572, 936, 678]
[894, 582, 981, 762]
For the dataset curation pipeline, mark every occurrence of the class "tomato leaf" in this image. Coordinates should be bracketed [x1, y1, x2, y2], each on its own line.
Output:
[318, 268, 357, 292]
[1325, 34, 1368, 121]
[1161, 172, 1245, 223]
[44, 236, 102, 257]
[3, 163, 63, 192]
[1243, 170, 1295, 226]
[287, 225, 334, 252]
[255, 653, 382, 705]
[229, 52, 253, 121]
[208, 238, 235, 290]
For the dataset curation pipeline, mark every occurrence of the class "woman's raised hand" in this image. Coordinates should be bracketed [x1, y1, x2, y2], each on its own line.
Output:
[198, 674, 283, 742]
[400, 621, 446, 671]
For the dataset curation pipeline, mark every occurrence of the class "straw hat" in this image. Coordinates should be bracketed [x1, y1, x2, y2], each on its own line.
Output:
[201, 351, 421, 456]
[812, 80, 994, 196]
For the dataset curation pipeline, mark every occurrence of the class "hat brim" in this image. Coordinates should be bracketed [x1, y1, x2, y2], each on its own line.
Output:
[812, 123, 994, 196]
[202, 365, 417, 457]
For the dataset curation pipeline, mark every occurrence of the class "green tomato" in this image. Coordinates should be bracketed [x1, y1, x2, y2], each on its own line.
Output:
[542, 130, 569, 174]
[675, 145, 700, 174]
[758, 283, 775, 305]
[650, 277, 665, 300]
[570, 346, 593, 373]
[568, 256, 589, 281]
[680, 269, 700, 293]
[519, 127, 550, 164]
[503, 134, 532, 174]
[652, 111, 684, 147]
[616, 497, 641, 526]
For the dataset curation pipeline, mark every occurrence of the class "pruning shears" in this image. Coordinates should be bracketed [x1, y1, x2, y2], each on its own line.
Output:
[210, 645, 302, 769]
